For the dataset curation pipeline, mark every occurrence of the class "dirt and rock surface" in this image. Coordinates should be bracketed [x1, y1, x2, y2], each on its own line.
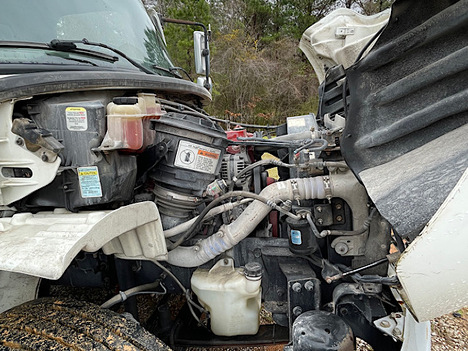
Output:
[145, 296, 468, 350]
[431, 308, 468, 351]
[184, 308, 468, 351]
[49, 286, 468, 350]
[354, 309, 468, 351]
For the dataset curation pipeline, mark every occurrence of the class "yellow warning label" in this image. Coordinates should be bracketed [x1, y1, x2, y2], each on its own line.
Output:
[66, 107, 88, 131]
[77, 166, 102, 198]
[66, 107, 86, 112]
[78, 170, 98, 176]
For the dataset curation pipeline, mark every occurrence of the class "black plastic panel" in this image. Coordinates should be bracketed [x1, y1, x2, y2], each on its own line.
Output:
[0, 70, 211, 103]
[341, 0, 468, 238]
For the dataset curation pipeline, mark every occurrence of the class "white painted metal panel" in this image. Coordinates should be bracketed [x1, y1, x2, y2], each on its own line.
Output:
[397, 167, 468, 321]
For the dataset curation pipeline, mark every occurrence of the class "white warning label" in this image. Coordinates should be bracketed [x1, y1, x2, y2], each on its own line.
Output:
[174, 140, 221, 174]
[66, 107, 88, 131]
[78, 166, 102, 198]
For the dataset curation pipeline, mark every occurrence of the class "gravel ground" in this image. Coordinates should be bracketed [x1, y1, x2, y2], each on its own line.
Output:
[431, 308, 468, 351]
[176, 308, 468, 351]
[170, 306, 468, 351]
[48, 286, 468, 350]
[355, 307, 468, 351]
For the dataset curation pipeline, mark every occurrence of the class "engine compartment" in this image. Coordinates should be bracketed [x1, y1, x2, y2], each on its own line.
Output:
[2, 0, 466, 349]
[1, 87, 404, 349]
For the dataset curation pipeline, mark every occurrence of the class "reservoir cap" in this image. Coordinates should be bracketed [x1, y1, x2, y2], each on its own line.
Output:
[244, 262, 262, 280]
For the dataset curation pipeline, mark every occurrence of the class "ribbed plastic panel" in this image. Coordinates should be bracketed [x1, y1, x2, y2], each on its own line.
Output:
[341, 0, 468, 238]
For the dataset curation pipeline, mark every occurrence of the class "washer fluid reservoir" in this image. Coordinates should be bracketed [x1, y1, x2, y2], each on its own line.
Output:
[191, 258, 262, 336]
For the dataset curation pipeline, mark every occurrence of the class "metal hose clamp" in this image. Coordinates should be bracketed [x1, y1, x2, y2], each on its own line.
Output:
[323, 176, 332, 203]
[290, 179, 301, 205]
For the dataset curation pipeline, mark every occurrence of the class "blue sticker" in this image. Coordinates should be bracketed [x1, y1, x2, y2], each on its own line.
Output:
[291, 230, 302, 245]
[78, 166, 103, 198]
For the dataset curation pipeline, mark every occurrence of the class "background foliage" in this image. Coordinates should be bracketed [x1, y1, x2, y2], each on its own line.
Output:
[144, 0, 392, 125]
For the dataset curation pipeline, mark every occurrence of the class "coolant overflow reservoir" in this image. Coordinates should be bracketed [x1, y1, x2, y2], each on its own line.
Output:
[191, 258, 262, 336]
[99, 94, 164, 151]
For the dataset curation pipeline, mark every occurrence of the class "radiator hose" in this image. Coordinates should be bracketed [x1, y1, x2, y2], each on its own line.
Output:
[167, 172, 367, 267]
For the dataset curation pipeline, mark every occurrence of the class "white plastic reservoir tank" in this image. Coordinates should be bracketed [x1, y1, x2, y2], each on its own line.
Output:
[191, 258, 262, 336]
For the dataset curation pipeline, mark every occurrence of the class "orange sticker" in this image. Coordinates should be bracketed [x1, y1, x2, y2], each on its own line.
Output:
[198, 150, 219, 159]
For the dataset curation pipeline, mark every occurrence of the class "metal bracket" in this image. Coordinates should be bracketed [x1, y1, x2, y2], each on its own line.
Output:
[313, 203, 333, 226]
[287, 277, 321, 327]
[374, 312, 405, 342]
[279, 262, 321, 328]
[331, 232, 367, 256]
[335, 27, 355, 38]
[332, 282, 382, 312]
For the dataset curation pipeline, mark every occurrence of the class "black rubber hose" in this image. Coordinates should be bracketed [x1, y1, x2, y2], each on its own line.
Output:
[101, 281, 165, 309]
[229, 159, 294, 191]
[160, 104, 214, 125]
[293, 138, 328, 154]
[159, 99, 279, 130]
[151, 260, 208, 328]
[167, 190, 300, 250]
[208, 115, 278, 130]
[352, 273, 399, 286]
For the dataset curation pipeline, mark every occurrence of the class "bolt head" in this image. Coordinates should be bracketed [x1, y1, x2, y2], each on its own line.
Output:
[380, 320, 391, 328]
[335, 242, 349, 255]
[292, 306, 302, 316]
[304, 281, 314, 291]
[253, 248, 262, 258]
[292, 282, 302, 293]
